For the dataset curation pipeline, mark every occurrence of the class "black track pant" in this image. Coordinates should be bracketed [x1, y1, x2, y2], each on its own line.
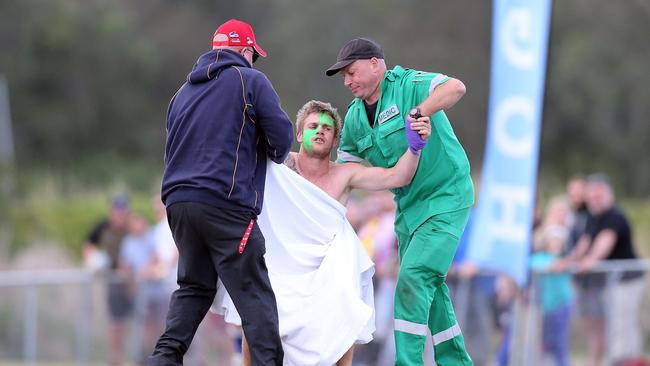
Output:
[147, 201, 283, 366]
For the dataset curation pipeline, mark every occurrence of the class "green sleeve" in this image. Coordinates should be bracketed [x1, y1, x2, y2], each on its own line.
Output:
[402, 70, 450, 101]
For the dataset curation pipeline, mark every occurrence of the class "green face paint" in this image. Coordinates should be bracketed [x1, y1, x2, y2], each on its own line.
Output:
[302, 127, 317, 153]
[319, 112, 335, 127]
[303, 113, 335, 153]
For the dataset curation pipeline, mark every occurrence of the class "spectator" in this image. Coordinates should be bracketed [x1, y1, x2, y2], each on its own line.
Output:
[119, 213, 167, 365]
[185, 313, 239, 366]
[563, 173, 645, 365]
[566, 175, 589, 253]
[83, 194, 130, 271]
[448, 209, 497, 366]
[150, 194, 177, 295]
[82, 194, 131, 366]
[496, 198, 542, 366]
[530, 197, 573, 366]
[495, 275, 518, 366]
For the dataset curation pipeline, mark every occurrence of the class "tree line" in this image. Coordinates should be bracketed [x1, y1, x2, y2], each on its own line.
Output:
[1, 0, 648, 196]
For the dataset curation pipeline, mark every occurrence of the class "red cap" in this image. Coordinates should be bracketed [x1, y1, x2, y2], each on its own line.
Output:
[211, 19, 267, 58]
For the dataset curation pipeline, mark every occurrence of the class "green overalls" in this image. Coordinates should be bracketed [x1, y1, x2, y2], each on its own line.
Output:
[338, 66, 475, 365]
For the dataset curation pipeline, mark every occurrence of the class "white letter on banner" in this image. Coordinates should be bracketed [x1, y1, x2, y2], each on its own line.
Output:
[488, 184, 530, 243]
[501, 8, 535, 70]
[494, 96, 534, 158]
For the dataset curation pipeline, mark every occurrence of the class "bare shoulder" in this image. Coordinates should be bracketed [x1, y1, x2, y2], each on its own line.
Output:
[284, 152, 299, 173]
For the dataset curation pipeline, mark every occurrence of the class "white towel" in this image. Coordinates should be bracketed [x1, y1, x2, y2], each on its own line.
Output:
[212, 161, 375, 366]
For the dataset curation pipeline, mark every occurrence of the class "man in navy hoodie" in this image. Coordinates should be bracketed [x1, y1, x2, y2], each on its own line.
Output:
[148, 19, 293, 366]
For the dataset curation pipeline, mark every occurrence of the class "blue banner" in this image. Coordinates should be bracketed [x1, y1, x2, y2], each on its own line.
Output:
[466, 0, 552, 285]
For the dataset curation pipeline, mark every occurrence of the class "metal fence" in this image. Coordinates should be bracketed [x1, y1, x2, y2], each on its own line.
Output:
[0, 269, 95, 365]
[1, 261, 649, 365]
[0, 269, 235, 366]
[450, 259, 650, 366]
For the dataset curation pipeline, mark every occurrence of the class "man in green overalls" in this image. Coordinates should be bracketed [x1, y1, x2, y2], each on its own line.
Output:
[326, 37, 474, 366]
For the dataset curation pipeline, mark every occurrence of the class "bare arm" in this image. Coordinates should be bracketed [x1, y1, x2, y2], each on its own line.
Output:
[550, 233, 590, 272]
[578, 229, 617, 271]
[346, 116, 431, 190]
[347, 149, 420, 191]
[567, 234, 591, 261]
[418, 78, 466, 117]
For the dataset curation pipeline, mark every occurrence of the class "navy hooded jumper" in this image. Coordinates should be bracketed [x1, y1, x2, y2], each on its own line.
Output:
[149, 48, 290, 366]
[162, 49, 294, 214]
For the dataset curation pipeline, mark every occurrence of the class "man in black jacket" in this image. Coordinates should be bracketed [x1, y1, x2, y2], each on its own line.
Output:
[148, 19, 293, 366]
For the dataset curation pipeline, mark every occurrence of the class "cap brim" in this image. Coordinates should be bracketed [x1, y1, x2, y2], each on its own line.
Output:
[253, 44, 267, 58]
[325, 59, 355, 76]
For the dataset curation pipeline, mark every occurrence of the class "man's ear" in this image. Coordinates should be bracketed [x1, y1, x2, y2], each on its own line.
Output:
[370, 58, 381, 74]
[296, 129, 303, 143]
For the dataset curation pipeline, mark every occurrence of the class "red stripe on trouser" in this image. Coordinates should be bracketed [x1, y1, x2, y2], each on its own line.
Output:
[238, 218, 255, 254]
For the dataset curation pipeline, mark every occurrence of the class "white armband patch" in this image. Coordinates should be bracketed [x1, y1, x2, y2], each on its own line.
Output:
[337, 149, 363, 163]
[429, 74, 449, 94]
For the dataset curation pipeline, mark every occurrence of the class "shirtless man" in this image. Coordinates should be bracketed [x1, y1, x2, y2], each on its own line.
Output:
[286, 100, 430, 204]
[241, 100, 431, 366]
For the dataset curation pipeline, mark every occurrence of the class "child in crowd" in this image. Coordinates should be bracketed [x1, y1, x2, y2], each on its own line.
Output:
[530, 197, 574, 366]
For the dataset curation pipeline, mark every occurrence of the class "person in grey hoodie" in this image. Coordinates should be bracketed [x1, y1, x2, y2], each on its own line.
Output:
[149, 19, 293, 366]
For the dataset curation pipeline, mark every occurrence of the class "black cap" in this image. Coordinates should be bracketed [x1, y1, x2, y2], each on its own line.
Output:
[325, 37, 384, 76]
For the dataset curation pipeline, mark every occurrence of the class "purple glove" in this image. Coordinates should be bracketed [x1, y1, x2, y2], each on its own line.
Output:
[406, 116, 426, 155]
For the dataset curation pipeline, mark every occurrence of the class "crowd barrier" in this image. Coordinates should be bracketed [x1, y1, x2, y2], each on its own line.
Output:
[1, 260, 649, 365]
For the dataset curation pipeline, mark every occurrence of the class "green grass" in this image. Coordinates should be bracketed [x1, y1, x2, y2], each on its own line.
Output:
[622, 199, 650, 257]
[6, 186, 156, 259]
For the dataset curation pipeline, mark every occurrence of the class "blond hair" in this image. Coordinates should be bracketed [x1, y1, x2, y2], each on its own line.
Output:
[295, 100, 342, 137]
[533, 196, 572, 251]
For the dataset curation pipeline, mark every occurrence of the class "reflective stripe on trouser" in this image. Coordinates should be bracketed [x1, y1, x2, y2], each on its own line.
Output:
[394, 210, 473, 366]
